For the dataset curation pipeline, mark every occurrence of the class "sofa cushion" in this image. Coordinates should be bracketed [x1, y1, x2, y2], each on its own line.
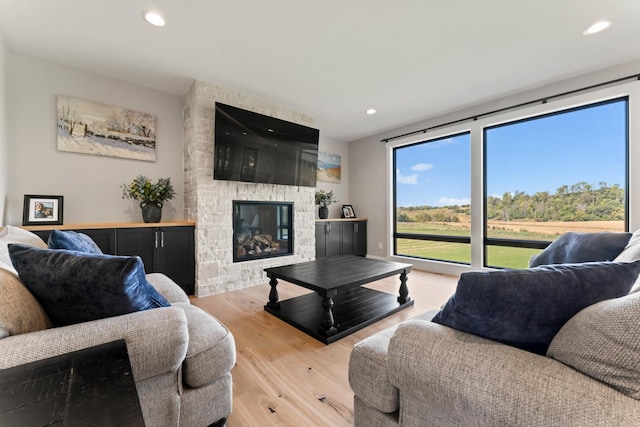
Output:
[8, 244, 170, 326]
[0, 226, 47, 275]
[146, 273, 190, 304]
[0, 268, 51, 338]
[173, 302, 236, 388]
[47, 229, 102, 254]
[432, 261, 640, 354]
[547, 291, 640, 399]
[349, 310, 436, 413]
[529, 231, 631, 267]
[614, 229, 640, 293]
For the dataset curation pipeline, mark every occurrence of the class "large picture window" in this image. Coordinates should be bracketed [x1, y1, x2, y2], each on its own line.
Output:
[484, 98, 628, 268]
[394, 132, 471, 263]
[388, 82, 636, 273]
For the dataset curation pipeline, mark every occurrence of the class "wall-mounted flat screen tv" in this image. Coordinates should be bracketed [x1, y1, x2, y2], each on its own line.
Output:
[213, 102, 319, 187]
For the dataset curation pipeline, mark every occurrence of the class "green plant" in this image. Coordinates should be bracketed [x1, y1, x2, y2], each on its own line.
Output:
[315, 190, 336, 207]
[121, 175, 176, 203]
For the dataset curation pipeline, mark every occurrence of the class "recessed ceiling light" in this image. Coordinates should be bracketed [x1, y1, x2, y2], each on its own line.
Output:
[366, 108, 377, 115]
[143, 11, 166, 27]
[583, 21, 611, 35]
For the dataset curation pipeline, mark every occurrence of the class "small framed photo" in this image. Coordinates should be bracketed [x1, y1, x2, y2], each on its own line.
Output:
[342, 204, 356, 218]
[22, 195, 64, 226]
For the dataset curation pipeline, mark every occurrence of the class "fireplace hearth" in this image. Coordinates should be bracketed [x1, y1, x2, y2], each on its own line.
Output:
[233, 201, 293, 262]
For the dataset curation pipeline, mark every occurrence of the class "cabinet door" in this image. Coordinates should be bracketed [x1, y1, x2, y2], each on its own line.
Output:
[156, 226, 195, 295]
[326, 222, 343, 257]
[315, 222, 328, 258]
[77, 229, 117, 254]
[116, 228, 157, 273]
[341, 222, 355, 255]
[354, 221, 367, 256]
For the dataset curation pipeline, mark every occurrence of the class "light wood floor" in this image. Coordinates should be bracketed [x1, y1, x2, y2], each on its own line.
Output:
[190, 268, 458, 427]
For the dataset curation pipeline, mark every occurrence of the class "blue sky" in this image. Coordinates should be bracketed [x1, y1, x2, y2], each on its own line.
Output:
[395, 99, 627, 207]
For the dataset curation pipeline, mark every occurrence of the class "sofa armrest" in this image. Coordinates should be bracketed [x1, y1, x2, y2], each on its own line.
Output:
[146, 273, 190, 304]
[0, 306, 188, 382]
[387, 319, 640, 426]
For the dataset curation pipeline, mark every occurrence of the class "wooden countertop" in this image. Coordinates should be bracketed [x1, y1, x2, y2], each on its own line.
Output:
[315, 217, 368, 222]
[22, 220, 196, 231]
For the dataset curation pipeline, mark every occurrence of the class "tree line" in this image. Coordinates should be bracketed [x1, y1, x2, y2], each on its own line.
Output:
[488, 181, 624, 222]
[397, 181, 624, 223]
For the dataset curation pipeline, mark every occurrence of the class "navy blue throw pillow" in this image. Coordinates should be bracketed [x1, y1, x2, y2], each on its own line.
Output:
[529, 231, 631, 268]
[8, 244, 169, 326]
[432, 261, 640, 354]
[47, 229, 103, 254]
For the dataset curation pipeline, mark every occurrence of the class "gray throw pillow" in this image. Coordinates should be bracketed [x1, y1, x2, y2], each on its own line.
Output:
[547, 291, 640, 399]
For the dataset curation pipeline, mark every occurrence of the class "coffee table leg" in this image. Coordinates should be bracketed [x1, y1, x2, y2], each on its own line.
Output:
[267, 276, 280, 309]
[398, 269, 412, 304]
[319, 293, 337, 337]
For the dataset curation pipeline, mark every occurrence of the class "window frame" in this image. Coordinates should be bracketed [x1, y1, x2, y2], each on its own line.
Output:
[483, 96, 629, 268]
[392, 131, 472, 264]
[386, 80, 640, 276]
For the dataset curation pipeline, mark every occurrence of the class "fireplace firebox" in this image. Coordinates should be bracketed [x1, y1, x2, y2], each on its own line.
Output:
[233, 201, 293, 262]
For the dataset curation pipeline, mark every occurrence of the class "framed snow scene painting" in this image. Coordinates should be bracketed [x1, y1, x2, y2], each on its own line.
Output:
[57, 96, 156, 161]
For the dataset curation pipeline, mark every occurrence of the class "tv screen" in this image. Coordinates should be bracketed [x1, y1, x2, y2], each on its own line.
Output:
[214, 103, 319, 187]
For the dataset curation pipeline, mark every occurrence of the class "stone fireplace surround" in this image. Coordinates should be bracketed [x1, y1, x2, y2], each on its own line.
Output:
[183, 81, 316, 296]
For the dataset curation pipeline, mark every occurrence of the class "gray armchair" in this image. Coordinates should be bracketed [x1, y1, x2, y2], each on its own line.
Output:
[0, 268, 236, 426]
[350, 307, 640, 426]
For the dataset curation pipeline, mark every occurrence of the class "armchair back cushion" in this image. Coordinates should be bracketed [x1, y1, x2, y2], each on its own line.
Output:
[0, 226, 47, 275]
[548, 291, 640, 399]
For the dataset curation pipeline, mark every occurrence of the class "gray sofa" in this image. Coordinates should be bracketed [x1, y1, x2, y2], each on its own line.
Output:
[350, 232, 640, 426]
[0, 227, 236, 426]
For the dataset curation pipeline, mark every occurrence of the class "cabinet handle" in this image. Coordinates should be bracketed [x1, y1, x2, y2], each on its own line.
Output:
[354, 223, 359, 233]
[154, 231, 158, 249]
[160, 231, 165, 248]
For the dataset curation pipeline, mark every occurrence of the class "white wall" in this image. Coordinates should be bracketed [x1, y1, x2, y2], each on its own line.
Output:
[350, 60, 640, 272]
[0, 32, 7, 224]
[6, 52, 184, 225]
[316, 134, 350, 219]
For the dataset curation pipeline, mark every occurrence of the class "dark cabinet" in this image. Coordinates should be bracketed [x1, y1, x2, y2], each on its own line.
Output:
[33, 228, 117, 254]
[31, 224, 195, 295]
[117, 226, 195, 295]
[315, 219, 367, 258]
[315, 222, 342, 258]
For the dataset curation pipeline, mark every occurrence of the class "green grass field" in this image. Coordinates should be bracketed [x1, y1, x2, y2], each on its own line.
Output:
[395, 222, 557, 268]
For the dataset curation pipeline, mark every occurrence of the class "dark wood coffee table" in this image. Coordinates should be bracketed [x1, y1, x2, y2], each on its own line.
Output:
[0, 339, 144, 426]
[264, 255, 413, 344]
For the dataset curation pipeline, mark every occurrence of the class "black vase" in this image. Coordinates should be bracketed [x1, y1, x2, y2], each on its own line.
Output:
[319, 206, 329, 219]
[140, 201, 163, 223]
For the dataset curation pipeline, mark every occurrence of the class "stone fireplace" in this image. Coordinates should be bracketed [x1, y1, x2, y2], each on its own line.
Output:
[233, 201, 293, 262]
[183, 81, 316, 296]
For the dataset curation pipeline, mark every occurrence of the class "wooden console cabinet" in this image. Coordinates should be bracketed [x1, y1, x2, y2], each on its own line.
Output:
[27, 222, 195, 295]
[315, 218, 367, 258]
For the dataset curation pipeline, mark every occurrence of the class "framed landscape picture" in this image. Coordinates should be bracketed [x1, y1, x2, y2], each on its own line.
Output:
[57, 96, 156, 162]
[22, 195, 64, 226]
[317, 151, 341, 183]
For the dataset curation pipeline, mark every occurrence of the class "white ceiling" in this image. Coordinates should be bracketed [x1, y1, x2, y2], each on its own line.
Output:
[0, 1, 639, 142]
